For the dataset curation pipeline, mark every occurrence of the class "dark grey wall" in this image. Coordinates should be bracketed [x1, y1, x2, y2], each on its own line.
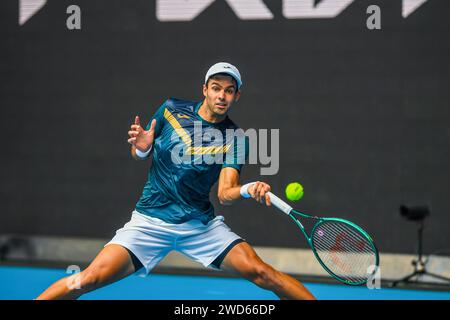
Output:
[1, 0, 449, 255]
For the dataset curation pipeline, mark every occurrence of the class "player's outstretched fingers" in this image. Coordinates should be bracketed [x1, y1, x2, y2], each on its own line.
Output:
[132, 116, 143, 134]
[128, 130, 139, 138]
[149, 119, 156, 133]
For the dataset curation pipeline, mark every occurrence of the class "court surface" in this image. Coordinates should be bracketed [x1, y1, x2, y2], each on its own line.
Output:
[1, 265, 449, 300]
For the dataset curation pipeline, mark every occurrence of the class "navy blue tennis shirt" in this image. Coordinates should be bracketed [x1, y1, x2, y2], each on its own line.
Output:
[135, 98, 249, 225]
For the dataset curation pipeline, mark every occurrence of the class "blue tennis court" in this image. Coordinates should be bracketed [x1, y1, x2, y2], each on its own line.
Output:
[1, 265, 449, 300]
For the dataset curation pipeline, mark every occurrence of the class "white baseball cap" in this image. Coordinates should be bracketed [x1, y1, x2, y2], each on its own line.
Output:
[204, 62, 242, 90]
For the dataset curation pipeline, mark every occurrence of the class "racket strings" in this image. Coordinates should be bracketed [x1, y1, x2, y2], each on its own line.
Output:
[314, 226, 374, 270]
[312, 221, 377, 284]
[314, 227, 374, 281]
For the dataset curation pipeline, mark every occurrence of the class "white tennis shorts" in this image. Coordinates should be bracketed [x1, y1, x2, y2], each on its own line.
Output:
[104, 210, 243, 276]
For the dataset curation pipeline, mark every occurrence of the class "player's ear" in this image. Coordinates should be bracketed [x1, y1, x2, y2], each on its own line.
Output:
[202, 84, 207, 97]
[234, 90, 241, 102]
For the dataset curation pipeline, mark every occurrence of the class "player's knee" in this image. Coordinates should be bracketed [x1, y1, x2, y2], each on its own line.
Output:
[247, 263, 281, 290]
[70, 269, 101, 294]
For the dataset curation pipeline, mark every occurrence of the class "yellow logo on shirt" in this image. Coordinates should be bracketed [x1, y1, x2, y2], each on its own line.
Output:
[164, 109, 231, 155]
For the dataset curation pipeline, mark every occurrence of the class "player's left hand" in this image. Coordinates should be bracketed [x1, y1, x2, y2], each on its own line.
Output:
[248, 181, 271, 206]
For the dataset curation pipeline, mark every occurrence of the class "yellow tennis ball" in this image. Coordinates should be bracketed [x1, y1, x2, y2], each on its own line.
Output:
[285, 182, 304, 201]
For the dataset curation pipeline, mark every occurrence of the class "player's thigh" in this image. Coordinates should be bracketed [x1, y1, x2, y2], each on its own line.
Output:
[81, 244, 136, 288]
[220, 242, 266, 276]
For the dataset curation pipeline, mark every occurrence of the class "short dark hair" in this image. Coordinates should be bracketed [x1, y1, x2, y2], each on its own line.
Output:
[206, 73, 238, 91]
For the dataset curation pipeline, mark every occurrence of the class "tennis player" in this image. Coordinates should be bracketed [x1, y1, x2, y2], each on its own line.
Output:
[36, 62, 315, 300]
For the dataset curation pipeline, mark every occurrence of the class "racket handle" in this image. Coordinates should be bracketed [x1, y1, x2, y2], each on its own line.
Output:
[267, 192, 293, 215]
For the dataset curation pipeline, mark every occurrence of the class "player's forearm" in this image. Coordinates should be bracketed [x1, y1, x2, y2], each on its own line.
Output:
[218, 186, 243, 206]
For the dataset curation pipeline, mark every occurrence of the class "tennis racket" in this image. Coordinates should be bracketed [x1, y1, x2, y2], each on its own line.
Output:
[267, 192, 379, 286]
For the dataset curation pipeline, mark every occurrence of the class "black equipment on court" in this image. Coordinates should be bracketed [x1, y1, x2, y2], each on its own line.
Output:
[390, 205, 450, 287]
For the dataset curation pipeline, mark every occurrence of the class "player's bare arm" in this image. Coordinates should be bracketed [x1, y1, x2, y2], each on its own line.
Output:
[218, 168, 272, 206]
[128, 116, 156, 160]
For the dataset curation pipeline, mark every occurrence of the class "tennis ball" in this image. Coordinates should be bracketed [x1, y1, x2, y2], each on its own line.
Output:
[285, 182, 304, 201]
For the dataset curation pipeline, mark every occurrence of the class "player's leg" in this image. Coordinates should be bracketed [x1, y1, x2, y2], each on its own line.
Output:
[178, 216, 316, 300]
[35, 244, 140, 300]
[220, 242, 316, 300]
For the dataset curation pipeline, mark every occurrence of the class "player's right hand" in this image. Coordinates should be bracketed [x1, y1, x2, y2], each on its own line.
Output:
[127, 116, 156, 152]
[248, 181, 272, 206]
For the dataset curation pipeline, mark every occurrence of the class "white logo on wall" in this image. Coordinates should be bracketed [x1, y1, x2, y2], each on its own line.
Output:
[366, 5, 381, 30]
[19, 0, 46, 25]
[156, 0, 429, 21]
[66, 5, 81, 30]
[18, 0, 430, 25]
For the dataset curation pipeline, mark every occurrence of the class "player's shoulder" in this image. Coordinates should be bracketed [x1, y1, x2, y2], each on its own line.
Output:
[164, 97, 198, 112]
